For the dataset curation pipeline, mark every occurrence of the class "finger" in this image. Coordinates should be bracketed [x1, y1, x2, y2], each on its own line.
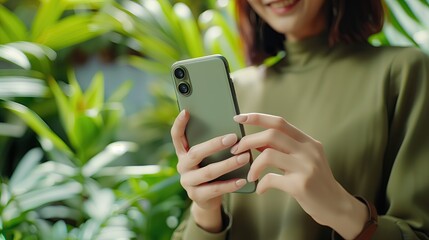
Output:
[230, 128, 300, 155]
[256, 173, 290, 195]
[182, 133, 238, 172]
[187, 178, 247, 202]
[171, 110, 190, 155]
[247, 148, 299, 182]
[234, 113, 311, 142]
[181, 152, 250, 186]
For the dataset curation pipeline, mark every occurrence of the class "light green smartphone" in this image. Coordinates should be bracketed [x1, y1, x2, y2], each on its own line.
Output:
[171, 54, 256, 193]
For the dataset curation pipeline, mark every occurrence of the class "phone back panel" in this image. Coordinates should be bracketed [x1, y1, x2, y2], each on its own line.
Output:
[171, 55, 255, 193]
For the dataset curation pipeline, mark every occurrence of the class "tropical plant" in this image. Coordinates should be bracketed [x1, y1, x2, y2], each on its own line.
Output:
[0, 0, 113, 175]
[97, 0, 246, 165]
[0, 41, 54, 175]
[103, 0, 245, 73]
[0, 71, 185, 239]
[371, 0, 429, 52]
[0, 0, 111, 50]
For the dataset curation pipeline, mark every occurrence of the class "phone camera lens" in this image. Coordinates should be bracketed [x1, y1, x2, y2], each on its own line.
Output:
[178, 83, 190, 95]
[174, 68, 185, 79]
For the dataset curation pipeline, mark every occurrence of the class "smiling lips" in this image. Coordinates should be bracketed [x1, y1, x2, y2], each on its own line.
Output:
[267, 0, 300, 14]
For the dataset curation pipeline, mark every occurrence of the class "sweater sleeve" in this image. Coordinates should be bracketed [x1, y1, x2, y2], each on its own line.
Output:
[372, 48, 429, 239]
[171, 206, 231, 240]
[331, 48, 429, 240]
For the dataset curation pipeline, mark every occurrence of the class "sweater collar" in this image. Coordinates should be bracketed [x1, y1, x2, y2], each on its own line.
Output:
[280, 32, 331, 70]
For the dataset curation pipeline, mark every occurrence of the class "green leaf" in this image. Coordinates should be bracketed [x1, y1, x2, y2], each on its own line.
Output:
[385, 5, 418, 45]
[31, 0, 65, 39]
[67, 69, 84, 101]
[369, 31, 390, 46]
[0, 69, 45, 79]
[107, 80, 133, 102]
[62, 0, 111, 9]
[199, 10, 245, 70]
[128, 56, 171, 74]
[173, 3, 205, 57]
[157, 0, 187, 51]
[51, 221, 68, 240]
[387, 1, 421, 45]
[0, 5, 27, 42]
[1, 183, 11, 206]
[48, 77, 74, 144]
[418, 0, 429, 8]
[81, 141, 138, 177]
[2, 182, 82, 223]
[39, 138, 75, 166]
[0, 45, 30, 69]
[405, 1, 429, 28]
[35, 15, 108, 50]
[0, 76, 48, 98]
[0, 27, 12, 44]
[72, 114, 101, 161]
[119, 1, 171, 41]
[84, 72, 104, 110]
[203, 26, 244, 71]
[134, 35, 179, 63]
[7, 42, 56, 61]
[37, 205, 80, 221]
[93, 165, 165, 178]
[395, 0, 422, 23]
[98, 103, 124, 145]
[9, 148, 44, 190]
[144, 174, 182, 204]
[6, 42, 57, 73]
[0, 100, 73, 156]
[142, 0, 175, 37]
[10, 161, 76, 196]
[84, 188, 114, 221]
[76, 219, 100, 240]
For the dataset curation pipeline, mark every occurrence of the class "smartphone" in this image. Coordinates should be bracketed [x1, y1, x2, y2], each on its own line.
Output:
[171, 54, 256, 193]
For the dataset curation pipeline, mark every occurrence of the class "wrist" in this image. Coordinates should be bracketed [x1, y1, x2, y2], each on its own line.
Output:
[327, 190, 369, 239]
[191, 203, 223, 233]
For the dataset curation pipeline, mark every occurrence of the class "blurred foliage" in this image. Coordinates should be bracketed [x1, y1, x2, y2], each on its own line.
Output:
[371, 0, 429, 52]
[101, 0, 246, 166]
[0, 0, 428, 239]
[1, 70, 185, 239]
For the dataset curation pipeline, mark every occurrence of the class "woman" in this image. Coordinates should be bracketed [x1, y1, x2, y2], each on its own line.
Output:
[171, 0, 429, 239]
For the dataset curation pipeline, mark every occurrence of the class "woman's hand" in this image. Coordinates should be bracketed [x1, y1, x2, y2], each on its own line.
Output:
[171, 110, 250, 232]
[232, 113, 368, 239]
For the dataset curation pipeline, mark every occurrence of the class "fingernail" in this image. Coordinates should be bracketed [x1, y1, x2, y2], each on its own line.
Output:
[247, 174, 255, 182]
[230, 145, 238, 154]
[233, 115, 248, 123]
[179, 110, 186, 119]
[222, 134, 237, 146]
[236, 179, 247, 187]
[236, 153, 249, 164]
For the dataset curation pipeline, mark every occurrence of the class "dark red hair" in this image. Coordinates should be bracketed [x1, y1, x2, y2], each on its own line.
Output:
[236, 0, 385, 65]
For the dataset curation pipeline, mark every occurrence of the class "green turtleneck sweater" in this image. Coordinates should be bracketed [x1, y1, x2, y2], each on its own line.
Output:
[171, 34, 429, 240]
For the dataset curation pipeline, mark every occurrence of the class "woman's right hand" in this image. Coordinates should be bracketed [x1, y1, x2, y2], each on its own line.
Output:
[171, 110, 250, 232]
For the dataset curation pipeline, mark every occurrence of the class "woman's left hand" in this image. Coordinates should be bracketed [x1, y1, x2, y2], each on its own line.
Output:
[232, 113, 368, 239]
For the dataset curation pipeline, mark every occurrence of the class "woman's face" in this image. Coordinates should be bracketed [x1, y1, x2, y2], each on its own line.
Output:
[247, 0, 328, 41]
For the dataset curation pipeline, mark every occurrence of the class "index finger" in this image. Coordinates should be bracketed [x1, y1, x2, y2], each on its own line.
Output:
[171, 110, 190, 155]
[233, 113, 312, 143]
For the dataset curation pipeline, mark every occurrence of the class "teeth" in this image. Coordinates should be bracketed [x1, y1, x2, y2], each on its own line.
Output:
[271, 0, 295, 8]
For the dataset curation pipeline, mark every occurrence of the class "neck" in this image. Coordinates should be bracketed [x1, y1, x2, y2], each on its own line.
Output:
[286, 26, 327, 42]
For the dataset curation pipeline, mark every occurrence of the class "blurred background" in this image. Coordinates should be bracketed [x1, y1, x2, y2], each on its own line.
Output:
[0, 0, 428, 239]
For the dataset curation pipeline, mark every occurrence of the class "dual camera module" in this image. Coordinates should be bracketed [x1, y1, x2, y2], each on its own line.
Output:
[174, 67, 191, 95]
